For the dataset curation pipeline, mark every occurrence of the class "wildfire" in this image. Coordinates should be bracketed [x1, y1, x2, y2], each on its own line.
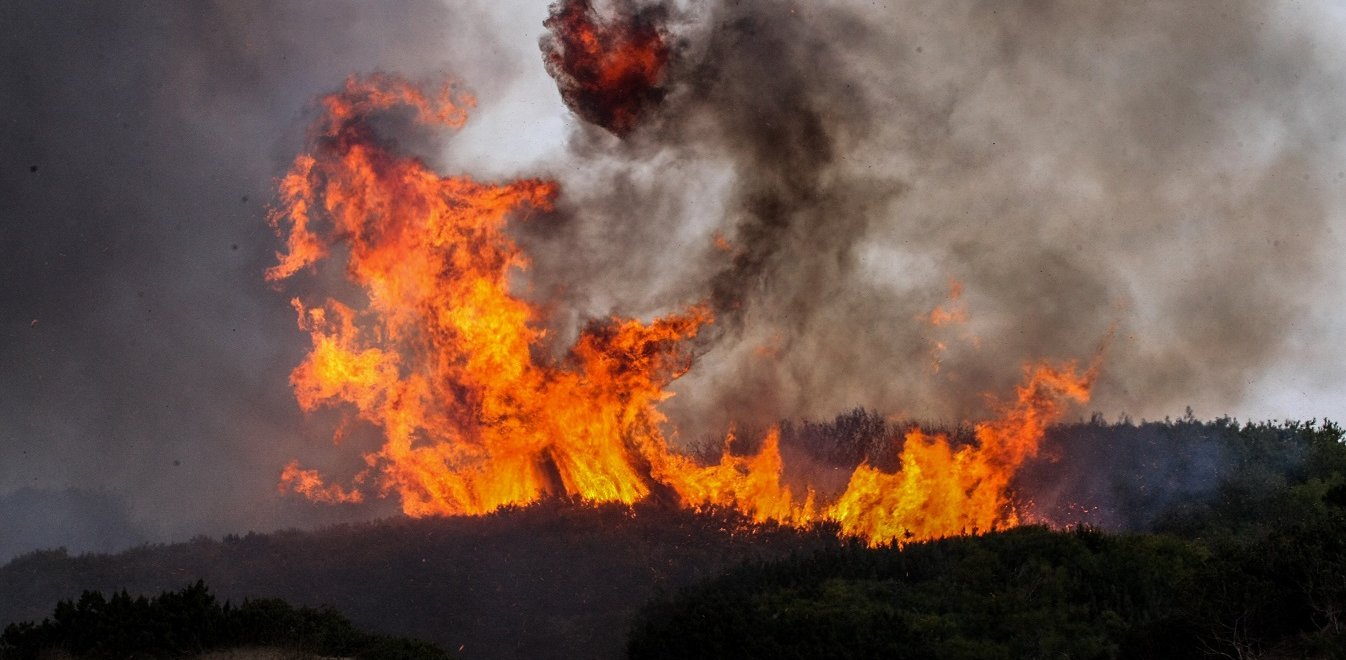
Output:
[270, 74, 706, 517]
[928, 278, 968, 327]
[827, 362, 1093, 542]
[540, 0, 670, 135]
[269, 75, 1097, 546]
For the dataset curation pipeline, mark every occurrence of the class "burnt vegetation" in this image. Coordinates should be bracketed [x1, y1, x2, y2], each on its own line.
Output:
[2, 417, 1344, 659]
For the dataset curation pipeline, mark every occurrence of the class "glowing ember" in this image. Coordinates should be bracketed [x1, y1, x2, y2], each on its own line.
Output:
[928, 279, 968, 327]
[924, 278, 983, 375]
[269, 75, 1098, 546]
[541, 0, 670, 135]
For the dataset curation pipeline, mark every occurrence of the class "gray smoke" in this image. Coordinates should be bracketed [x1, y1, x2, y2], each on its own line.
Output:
[523, 0, 1346, 442]
[0, 488, 151, 564]
[0, 0, 533, 556]
[2, 0, 1344, 560]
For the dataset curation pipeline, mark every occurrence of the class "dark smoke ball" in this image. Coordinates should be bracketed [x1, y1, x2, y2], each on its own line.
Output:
[540, 0, 670, 136]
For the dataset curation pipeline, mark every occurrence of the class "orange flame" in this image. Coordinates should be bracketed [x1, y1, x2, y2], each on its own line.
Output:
[925, 278, 980, 374]
[827, 361, 1094, 542]
[269, 74, 708, 517]
[642, 359, 1095, 545]
[928, 278, 967, 327]
[269, 75, 1098, 546]
[541, 0, 669, 135]
[279, 461, 364, 504]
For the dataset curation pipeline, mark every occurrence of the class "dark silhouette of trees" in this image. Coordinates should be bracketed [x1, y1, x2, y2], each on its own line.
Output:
[0, 580, 450, 659]
[628, 419, 1346, 659]
[0, 501, 836, 660]
[2, 419, 1343, 659]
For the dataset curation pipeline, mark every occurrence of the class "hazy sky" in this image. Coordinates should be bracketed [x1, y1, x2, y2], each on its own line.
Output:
[2, 0, 1344, 560]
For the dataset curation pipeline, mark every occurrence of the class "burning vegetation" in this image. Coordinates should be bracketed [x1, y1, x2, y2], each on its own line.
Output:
[268, 73, 1098, 546]
[7, 2, 1346, 659]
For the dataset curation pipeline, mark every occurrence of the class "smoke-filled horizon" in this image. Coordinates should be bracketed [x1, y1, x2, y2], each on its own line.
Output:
[524, 0, 1346, 441]
[2, 0, 1345, 560]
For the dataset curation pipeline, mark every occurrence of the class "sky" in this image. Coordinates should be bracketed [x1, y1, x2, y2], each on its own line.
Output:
[2, 0, 1345, 561]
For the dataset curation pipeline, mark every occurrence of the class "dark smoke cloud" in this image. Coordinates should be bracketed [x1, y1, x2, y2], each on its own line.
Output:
[0, 0, 532, 558]
[541, 0, 671, 136]
[0, 489, 151, 564]
[526, 0, 1346, 441]
[2, 0, 1344, 560]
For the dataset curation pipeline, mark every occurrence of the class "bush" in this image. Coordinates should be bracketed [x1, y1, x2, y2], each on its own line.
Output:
[0, 581, 451, 660]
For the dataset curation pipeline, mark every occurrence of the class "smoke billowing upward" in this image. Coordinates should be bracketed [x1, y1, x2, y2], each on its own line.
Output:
[541, 0, 671, 136]
[533, 0, 1345, 440]
[3, 0, 1345, 559]
[0, 0, 551, 553]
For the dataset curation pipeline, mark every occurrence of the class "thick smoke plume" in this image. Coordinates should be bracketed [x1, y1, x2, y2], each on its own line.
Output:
[541, 0, 671, 136]
[534, 0, 1345, 441]
[3, 0, 1344, 560]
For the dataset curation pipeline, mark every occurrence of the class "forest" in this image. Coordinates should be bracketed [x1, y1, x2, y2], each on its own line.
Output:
[1, 417, 1342, 659]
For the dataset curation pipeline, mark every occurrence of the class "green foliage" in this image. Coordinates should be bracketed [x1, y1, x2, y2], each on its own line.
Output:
[629, 419, 1346, 659]
[1010, 416, 1346, 536]
[0, 581, 451, 659]
[628, 527, 1211, 659]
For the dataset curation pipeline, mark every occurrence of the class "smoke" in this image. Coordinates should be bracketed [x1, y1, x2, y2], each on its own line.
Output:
[0, 0, 535, 552]
[1018, 419, 1235, 532]
[540, 0, 671, 136]
[528, 0, 1346, 441]
[0, 489, 151, 564]
[2, 0, 1344, 557]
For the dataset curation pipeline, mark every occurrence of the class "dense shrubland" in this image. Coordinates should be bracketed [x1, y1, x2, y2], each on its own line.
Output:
[630, 418, 1346, 658]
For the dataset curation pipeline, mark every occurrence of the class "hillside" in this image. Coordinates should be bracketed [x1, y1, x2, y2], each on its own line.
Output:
[0, 502, 835, 660]
[3, 418, 1341, 659]
[628, 417, 1346, 658]
[629, 521, 1346, 659]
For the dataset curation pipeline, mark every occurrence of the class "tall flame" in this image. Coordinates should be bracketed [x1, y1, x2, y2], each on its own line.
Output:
[269, 75, 1096, 546]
